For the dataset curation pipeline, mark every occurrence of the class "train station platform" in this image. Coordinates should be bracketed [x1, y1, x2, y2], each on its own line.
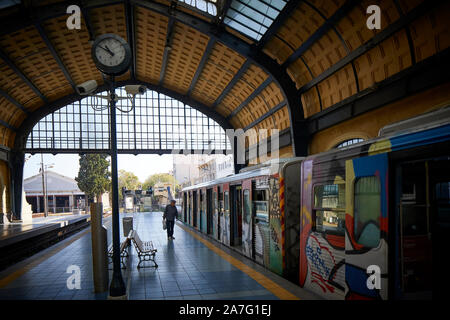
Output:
[0, 214, 90, 246]
[0, 212, 321, 300]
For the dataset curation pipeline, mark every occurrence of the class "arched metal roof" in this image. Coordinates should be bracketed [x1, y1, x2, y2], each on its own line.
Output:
[0, 0, 448, 156]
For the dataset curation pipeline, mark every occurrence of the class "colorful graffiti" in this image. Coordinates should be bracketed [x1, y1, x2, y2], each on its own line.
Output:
[305, 234, 345, 295]
[269, 176, 282, 275]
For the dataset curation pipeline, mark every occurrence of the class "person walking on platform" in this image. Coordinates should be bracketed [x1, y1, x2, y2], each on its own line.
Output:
[163, 199, 178, 240]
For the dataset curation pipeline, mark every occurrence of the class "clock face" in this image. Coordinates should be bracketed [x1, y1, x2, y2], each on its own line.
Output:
[94, 38, 126, 67]
[91, 34, 131, 76]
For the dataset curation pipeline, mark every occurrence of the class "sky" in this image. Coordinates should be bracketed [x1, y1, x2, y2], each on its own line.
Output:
[23, 153, 174, 183]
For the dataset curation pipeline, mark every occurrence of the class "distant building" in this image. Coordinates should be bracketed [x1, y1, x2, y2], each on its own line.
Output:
[172, 154, 203, 186]
[198, 159, 216, 183]
[215, 154, 234, 178]
[197, 154, 234, 184]
[173, 153, 234, 187]
[23, 171, 110, 214]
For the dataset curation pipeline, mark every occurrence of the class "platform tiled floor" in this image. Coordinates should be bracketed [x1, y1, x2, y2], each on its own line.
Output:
[0, 212, 320, 300]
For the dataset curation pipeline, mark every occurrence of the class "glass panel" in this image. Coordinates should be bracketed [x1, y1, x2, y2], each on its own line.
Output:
[354, 176, 381, 247]
[315, 210, 345, 235]
[314, 184, 345, 235]
[25, 87, 230, 153]
[224, 0, 287, 40]
[224, 191, 229, 211]
[179, 0, 218, 16]
[314, 184, 345, 209]
[336, 138, 364, 149]
[254, 201, 268, 218]
[401, 205, 427, 236]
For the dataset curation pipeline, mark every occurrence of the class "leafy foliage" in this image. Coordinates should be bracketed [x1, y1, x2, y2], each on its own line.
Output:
[118, 170, 141, 201]
[142, 173, 179, 191]
[75, 154, 111, 202]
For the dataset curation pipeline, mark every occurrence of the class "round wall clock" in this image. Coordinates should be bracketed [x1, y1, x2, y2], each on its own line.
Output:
[91, 34, 131, 76]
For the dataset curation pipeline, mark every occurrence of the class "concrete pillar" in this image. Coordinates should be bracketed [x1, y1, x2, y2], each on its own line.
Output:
[21, 185, 32, 224]
[90, 203, 108, 293]
[52, 195, 56, 214]
[9, 151, 25, 221]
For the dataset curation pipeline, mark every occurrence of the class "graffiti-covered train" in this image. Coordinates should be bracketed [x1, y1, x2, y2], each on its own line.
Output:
[181, 107, 450, 300]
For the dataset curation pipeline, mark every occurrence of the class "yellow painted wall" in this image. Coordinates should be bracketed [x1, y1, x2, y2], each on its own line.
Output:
[0, 160, 11, 217]
[247, 145, 294, 167]
[309, 82, 450, 154]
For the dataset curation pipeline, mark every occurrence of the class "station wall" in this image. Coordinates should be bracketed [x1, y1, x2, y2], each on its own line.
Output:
[308, 82, 450, 154]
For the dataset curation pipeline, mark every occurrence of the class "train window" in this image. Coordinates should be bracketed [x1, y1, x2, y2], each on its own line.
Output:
[354, 176, 381, 247]
[243, 190, 251, 223]
[335, 138, 364, 149]
[253, 189, 267, 201]
[313, 184, 345, 235]
[224, 191, 229, 211]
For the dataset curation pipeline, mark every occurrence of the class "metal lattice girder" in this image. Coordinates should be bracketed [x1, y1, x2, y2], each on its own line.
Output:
[14, 79, 234, 151]
[21, 81, 233, 154]
[3, 0, 306, 156]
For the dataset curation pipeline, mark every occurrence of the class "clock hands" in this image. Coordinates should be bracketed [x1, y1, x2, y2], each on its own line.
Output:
[98, 45, 115, 57]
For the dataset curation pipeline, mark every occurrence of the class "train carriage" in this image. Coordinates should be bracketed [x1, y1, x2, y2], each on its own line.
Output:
[181, 106, 450, 300]
[182, 159, 304, 279]
[300, 106, 450, 300]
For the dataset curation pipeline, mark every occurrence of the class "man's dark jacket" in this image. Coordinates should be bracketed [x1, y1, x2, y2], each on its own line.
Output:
[163, 204, 178, 221]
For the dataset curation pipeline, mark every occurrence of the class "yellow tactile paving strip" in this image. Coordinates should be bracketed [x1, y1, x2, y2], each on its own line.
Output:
[178, 223, 300, 300]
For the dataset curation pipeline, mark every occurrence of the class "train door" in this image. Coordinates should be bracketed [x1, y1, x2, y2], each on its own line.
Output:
[218, 186, 223, 241]
[431, 158, 450, 299]
[183, 192, 187, 223]
[242, 179, 253, 259]
[223, 184, 230, 245]
[200, 189, 207, 233]
[254, 187, 269, 267]
[207, 188, 213, 235]
[213, 186, 218, 238]
[186, 191, 192, 225]
[230, 185, 243, 248]
[395, 157, 448, 299]
[193, 190, 198, 229]
[282, 161, 302, 283]
[345, 153, 389, 300]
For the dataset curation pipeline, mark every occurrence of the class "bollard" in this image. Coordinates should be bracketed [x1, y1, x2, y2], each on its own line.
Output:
[90, 203, 108, 293]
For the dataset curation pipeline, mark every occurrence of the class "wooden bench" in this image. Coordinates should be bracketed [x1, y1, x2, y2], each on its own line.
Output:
[130, 230, 158, 269]
[108, 230, 132, 269]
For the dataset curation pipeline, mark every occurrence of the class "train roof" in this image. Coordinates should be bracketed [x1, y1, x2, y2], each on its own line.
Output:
[306, 105, 450, 161]
[378, 105, 450, 137]
[182, 158, 303, 191]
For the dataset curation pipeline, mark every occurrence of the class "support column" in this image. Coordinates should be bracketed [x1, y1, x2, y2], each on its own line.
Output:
[290, 119, 309, 156]
[9, 151, 24, 221]
[36, 195, 40, 213]
[108, 80, 126, 298]
[52, 195, 56, 214]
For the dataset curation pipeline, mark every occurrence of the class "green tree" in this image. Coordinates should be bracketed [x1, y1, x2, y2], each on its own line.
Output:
[76, 154, 111, 203]
[142, 173, 180, 195]
[118, 170, 140, 201]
